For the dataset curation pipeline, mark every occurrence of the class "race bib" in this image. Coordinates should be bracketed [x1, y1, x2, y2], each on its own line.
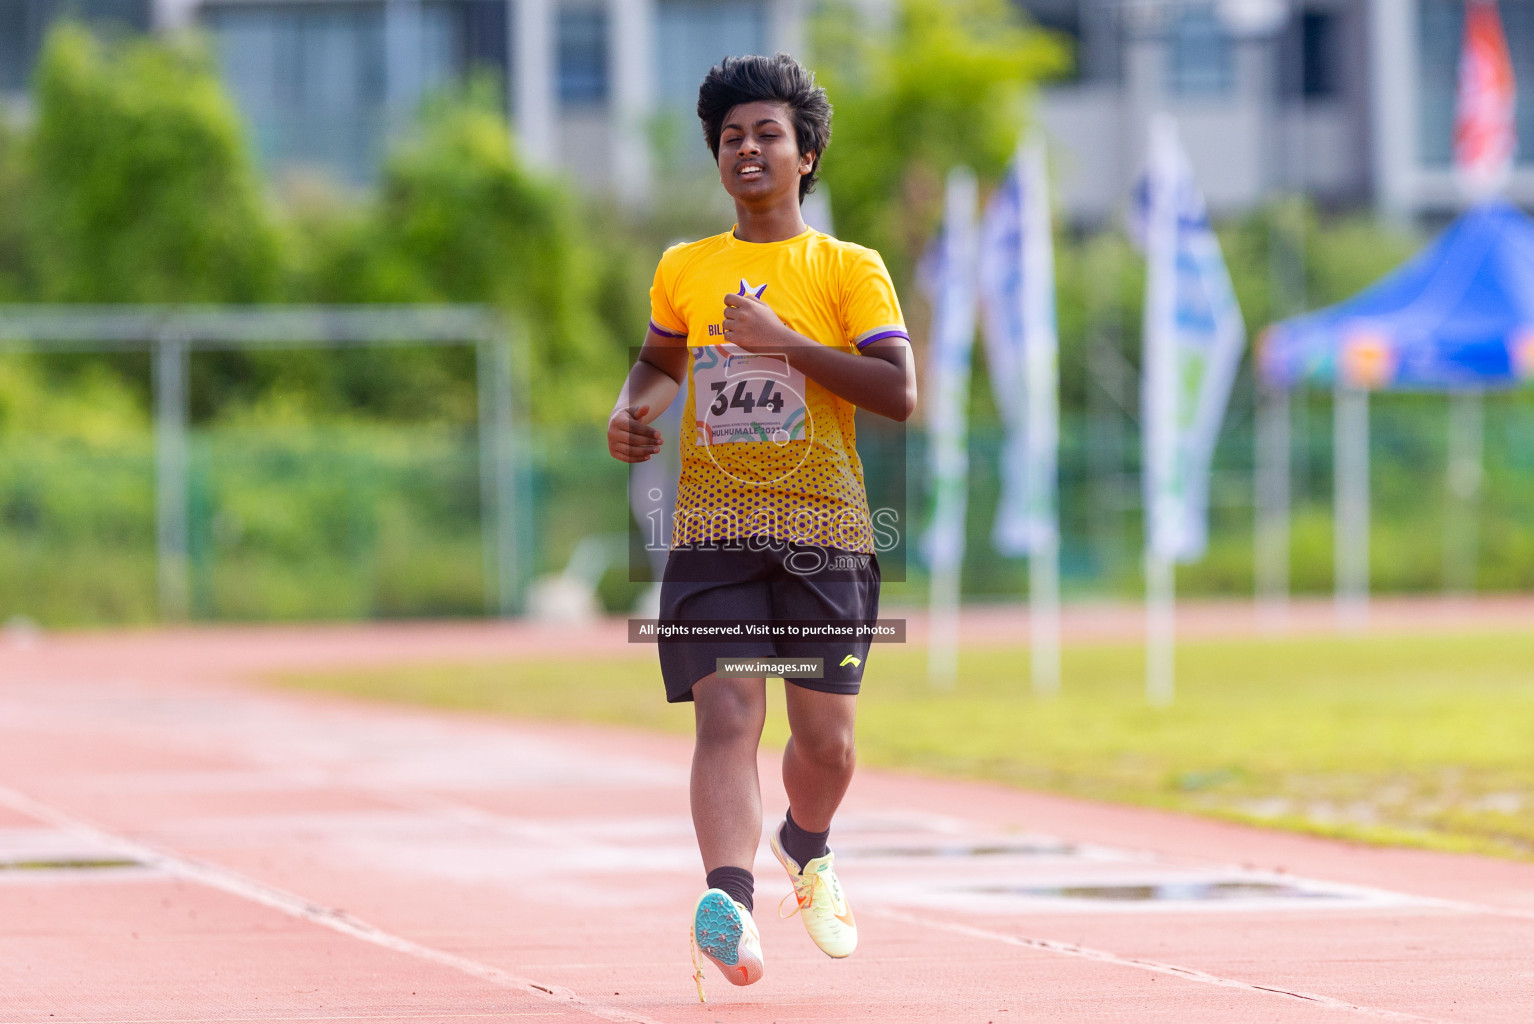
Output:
[692, 344, 809, 446]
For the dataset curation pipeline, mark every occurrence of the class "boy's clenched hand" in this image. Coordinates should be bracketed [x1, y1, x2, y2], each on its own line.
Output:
[607, 404, 661, 463]
[721, 291, 792, 353]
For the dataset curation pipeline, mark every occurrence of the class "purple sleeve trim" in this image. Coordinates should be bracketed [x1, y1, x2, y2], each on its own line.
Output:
[649, 319, 688, 339]
[855, 328, 910, 350]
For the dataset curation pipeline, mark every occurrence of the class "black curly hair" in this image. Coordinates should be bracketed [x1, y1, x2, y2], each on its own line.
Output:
[696, 53, 831, 202]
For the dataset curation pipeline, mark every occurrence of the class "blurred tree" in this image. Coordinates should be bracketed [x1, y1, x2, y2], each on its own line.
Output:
[0, 357, 146, 442]
[26, 25, 284, 419]
[0, 114, 35, 303]
[30, 24, 281, 304]
[296, 88, 616, 423]
[811, 0, 1069, 291]
[1214, 200, 1419, 341]
[20, 28, 622, 426]
[1295, 209, 1421, 308]
[1054, 229, 1142, 418]
[1045, 203, 1420, 421]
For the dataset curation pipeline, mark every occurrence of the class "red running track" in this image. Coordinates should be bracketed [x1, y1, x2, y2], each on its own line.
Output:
[0, 618, 1532, 1023]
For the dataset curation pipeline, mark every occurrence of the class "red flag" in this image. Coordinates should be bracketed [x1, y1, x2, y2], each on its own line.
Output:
[1455, 0, 1517, 198]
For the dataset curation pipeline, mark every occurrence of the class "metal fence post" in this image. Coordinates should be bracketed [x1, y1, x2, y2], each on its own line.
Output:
[1255, 383, 1291, 626]
[384, 0, 424, 133]
[1334, 385, 1369, 628]
[154, 333, 191, 621]
[477, 327, 519, 617]
[1444, 389, 1484, 596]
[3, 304, 506, 620]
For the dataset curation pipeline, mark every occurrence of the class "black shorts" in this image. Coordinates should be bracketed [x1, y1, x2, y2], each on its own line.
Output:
[658, 542, 881, 703]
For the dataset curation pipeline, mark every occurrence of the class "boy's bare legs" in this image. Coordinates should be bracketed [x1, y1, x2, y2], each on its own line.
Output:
[689, 674, 768, 993]
[781, 686, 857, 831]
[691, 674, 768, 871]
[775, 684, 860, 958]
[691, 675, 860, 965]
[692, 678, 858, 857]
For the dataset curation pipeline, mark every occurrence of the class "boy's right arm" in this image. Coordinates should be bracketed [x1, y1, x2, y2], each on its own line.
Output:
[607, 328, 688, 463]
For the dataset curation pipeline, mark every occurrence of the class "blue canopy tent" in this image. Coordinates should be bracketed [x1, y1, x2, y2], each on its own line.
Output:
[1253, 200, 1534, 618]
[1260, 199, 1534, 391]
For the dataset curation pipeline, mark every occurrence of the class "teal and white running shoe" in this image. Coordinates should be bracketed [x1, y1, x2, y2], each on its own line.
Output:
[688, 888, 763, 1002]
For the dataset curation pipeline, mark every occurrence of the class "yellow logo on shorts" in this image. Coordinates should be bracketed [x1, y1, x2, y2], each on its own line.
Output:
[840, 655, 861, 668]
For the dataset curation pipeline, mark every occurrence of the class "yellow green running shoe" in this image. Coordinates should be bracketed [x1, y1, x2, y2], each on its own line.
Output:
[688, 888, 763, 1002]
[770, 820, 857, 958]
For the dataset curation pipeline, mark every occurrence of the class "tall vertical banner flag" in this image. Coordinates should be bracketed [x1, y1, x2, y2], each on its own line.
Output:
[922, 166, 979, 686]
[979, 133, 1061, 695]
[1133, 117, 1247, 564]
[1135, 115, 1247, 704]
[1139, 115, 1180, 707]
[980, 135, 1060, 558]
[1455, 0, 1517, 200]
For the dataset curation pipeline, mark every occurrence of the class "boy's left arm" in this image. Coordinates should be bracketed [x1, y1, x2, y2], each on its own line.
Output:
[721, 292, 916, 422]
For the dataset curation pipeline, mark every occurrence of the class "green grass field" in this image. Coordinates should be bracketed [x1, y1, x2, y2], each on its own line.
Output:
[277, 629, 1534, 860]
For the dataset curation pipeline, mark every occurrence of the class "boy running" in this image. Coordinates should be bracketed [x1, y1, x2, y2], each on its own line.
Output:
[606, 52, 916, 1000]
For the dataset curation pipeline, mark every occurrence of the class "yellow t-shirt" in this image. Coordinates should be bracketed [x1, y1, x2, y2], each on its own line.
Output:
[650, 225, 907, 553]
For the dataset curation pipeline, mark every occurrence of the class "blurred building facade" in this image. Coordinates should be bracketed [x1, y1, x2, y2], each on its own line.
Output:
[183, 0, 812, 200]
[1027, 0, 1534, 224]
[1028, 0, 1372, 222]
[0, 0, 807, 199]
[0, 0, 1530, 221]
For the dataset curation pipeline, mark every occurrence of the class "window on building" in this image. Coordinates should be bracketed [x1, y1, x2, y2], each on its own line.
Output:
[1502, 0, 1534, 166]
[456, 0, 509, 77]
[654, 0, 767, 163]
[0, 4, 27, 92]
[1167, 6, 1233, 98]
[558, 6, 609, 106]
[1418, 0, 1534, 168]
[1419, 0, 1459, 165]
[0, 0, 151, 92]
[1019, 0, 1082, 82]
[204, 1, 477, 184]
[655, 0, 766, 107]
[1300, 10, 1340, 99]
[1076, 0, 1124, 85]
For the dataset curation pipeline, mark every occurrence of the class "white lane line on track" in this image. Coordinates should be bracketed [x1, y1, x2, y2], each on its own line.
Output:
[0, 784, 665, 1024]
[874, 908, 1452, 1024]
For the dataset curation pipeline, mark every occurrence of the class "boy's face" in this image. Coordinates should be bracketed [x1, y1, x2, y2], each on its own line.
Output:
[717, 101, 814, 207]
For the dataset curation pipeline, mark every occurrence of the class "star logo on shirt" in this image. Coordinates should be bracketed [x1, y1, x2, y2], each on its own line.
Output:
[738, 279, 768, 299]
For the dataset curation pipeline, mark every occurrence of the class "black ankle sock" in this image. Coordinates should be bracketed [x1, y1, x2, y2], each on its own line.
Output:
[706, 866, 754, 913]
[780, 809, 830, 867]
